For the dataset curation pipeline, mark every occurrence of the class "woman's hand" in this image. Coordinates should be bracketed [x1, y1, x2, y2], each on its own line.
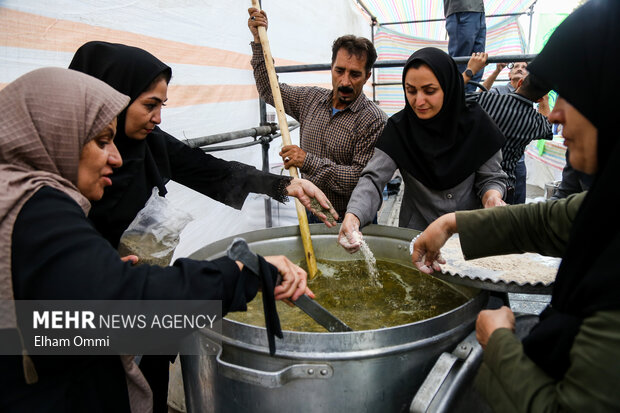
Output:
[475, 306, 515, 349]
[264, 255, 314, 301]
[482, 189, 506, 208]
[286, 178, 338, 227]
[337, 213, 363, 253]
[410, 213, 455, 273]
[121, 255, 139, 265]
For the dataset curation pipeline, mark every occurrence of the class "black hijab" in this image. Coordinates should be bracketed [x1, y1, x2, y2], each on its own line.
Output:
[522, 0, 620, 379]
[69, 41, 172, 247]
[375, 47, 505, 190]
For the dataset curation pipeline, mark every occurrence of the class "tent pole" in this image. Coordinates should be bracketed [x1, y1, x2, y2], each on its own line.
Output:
[371, 17, 377, 102]
[527, 1, 538, 53]
[355, 0, 376, 21]
[255, 0, 273, 228]
[355, 0, 379, 103]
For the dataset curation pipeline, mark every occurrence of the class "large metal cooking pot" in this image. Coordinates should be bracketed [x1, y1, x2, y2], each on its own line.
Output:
[181, 224, 487, 413]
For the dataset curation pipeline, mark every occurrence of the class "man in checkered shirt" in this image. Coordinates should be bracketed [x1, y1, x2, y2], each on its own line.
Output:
[248, 8, 387, 221]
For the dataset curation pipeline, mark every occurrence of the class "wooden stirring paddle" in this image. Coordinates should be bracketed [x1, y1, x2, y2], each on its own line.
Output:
[250, 0, 319, 279]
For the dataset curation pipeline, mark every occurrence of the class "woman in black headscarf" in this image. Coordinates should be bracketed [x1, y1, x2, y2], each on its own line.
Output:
[411, 1, 620, 410]
[69, 41, 337, 249]
[338, 47, 507, 250]
[68, 41, 332, 412]
[0, 67, 310, 413]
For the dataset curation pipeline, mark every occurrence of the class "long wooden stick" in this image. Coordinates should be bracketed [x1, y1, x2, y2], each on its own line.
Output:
[251, 0, 318, 279]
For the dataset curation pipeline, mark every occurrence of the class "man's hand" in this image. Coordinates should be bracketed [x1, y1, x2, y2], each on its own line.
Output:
[482, 189, 506, 208]
[476, 306, 515, 349]
[280, 145, 306, 169]
[482, 62, 507, 91]
[467, 52, 488, 76]
[494, 62, 507, 73]
[286, 178, 339, 227]
[264, 255, 314, 301]
[338, 213, 363, 253]
[248, 7, 268, 43]
[410, 213, 455, 273]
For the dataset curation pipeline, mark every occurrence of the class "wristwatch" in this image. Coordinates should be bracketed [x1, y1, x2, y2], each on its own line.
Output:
[464, 68, 474, 78]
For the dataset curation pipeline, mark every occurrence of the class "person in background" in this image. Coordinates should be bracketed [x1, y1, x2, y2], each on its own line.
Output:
[443, 0, 486, 93]
[69, 41, 336, 410]
[476, 57, 540, 203]
[248, 8, 388, 222]
[338, 47, 507, 253]
[411, 1, 620, 410]
[482, 61, 528, 95]
[549, 150, 593, 200]
[0, 67, 311, 412]
[464, 53, 553, 204]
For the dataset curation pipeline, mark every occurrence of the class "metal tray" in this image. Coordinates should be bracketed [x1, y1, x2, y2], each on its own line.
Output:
[410, 235, 556, 295]
[431, 268, 553, 294]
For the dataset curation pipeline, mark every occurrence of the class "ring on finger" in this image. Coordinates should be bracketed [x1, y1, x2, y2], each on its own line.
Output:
[251, 16, 256, 20]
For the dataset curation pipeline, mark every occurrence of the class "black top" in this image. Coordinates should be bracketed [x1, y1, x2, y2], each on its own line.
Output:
[90, 126, 289, 247]
[522, 0, 620, 380]
[376, 47, 505, 190]
[69, 41, 290, 247]
[549, 150, 593, 200]
[2, 186, 262, 411]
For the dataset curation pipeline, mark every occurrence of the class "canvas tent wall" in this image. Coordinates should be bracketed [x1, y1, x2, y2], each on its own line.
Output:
[0, 0, 369, 257]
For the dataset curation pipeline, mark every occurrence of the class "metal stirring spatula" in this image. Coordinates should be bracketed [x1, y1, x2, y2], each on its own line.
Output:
[227, 238, 352, 332]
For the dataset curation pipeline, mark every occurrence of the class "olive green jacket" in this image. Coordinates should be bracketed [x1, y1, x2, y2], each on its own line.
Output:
[456, 193, 620, 412]
[457, 192, 585, 260]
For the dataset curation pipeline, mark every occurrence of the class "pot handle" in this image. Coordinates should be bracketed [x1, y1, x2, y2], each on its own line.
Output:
[409, 330, 482, 413]
[210, 340, 334, 388]
[410, 314, 539, 413]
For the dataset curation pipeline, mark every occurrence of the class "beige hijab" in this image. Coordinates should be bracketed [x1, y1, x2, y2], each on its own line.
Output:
[0, 67, 152, 412]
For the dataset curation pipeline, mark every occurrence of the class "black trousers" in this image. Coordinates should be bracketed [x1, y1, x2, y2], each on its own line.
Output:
[139, 354, 176, 413]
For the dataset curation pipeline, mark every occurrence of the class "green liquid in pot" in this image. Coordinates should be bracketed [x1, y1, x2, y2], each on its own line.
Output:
[226, 258, 469, 332]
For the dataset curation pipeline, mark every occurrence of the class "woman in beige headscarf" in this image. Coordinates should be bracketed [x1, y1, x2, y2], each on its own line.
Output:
[0, 68, 311, 412]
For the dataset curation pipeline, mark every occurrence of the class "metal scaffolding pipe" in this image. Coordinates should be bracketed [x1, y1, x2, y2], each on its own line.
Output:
[199, 124, 300, 153]
[201, 139, 265, 152]
[355, 0, 377, 21]
[183, 121, 300, 148]
[275, 54, 537, 73]
[375, 77, 510, 87]
[527, 1, 538, 53]
[380, 12, 527, 26]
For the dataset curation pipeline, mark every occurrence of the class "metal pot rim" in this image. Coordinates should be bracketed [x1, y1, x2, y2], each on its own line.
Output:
[189, 224, 487, 355]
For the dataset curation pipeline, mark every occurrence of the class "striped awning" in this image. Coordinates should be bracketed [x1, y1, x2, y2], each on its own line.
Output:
[359, 0, 535, 39]
[364, 1, 532, 116]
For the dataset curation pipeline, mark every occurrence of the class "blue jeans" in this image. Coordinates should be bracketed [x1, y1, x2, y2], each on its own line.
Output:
[514, 155, 527, 204]
[446, 12, 486, 93]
